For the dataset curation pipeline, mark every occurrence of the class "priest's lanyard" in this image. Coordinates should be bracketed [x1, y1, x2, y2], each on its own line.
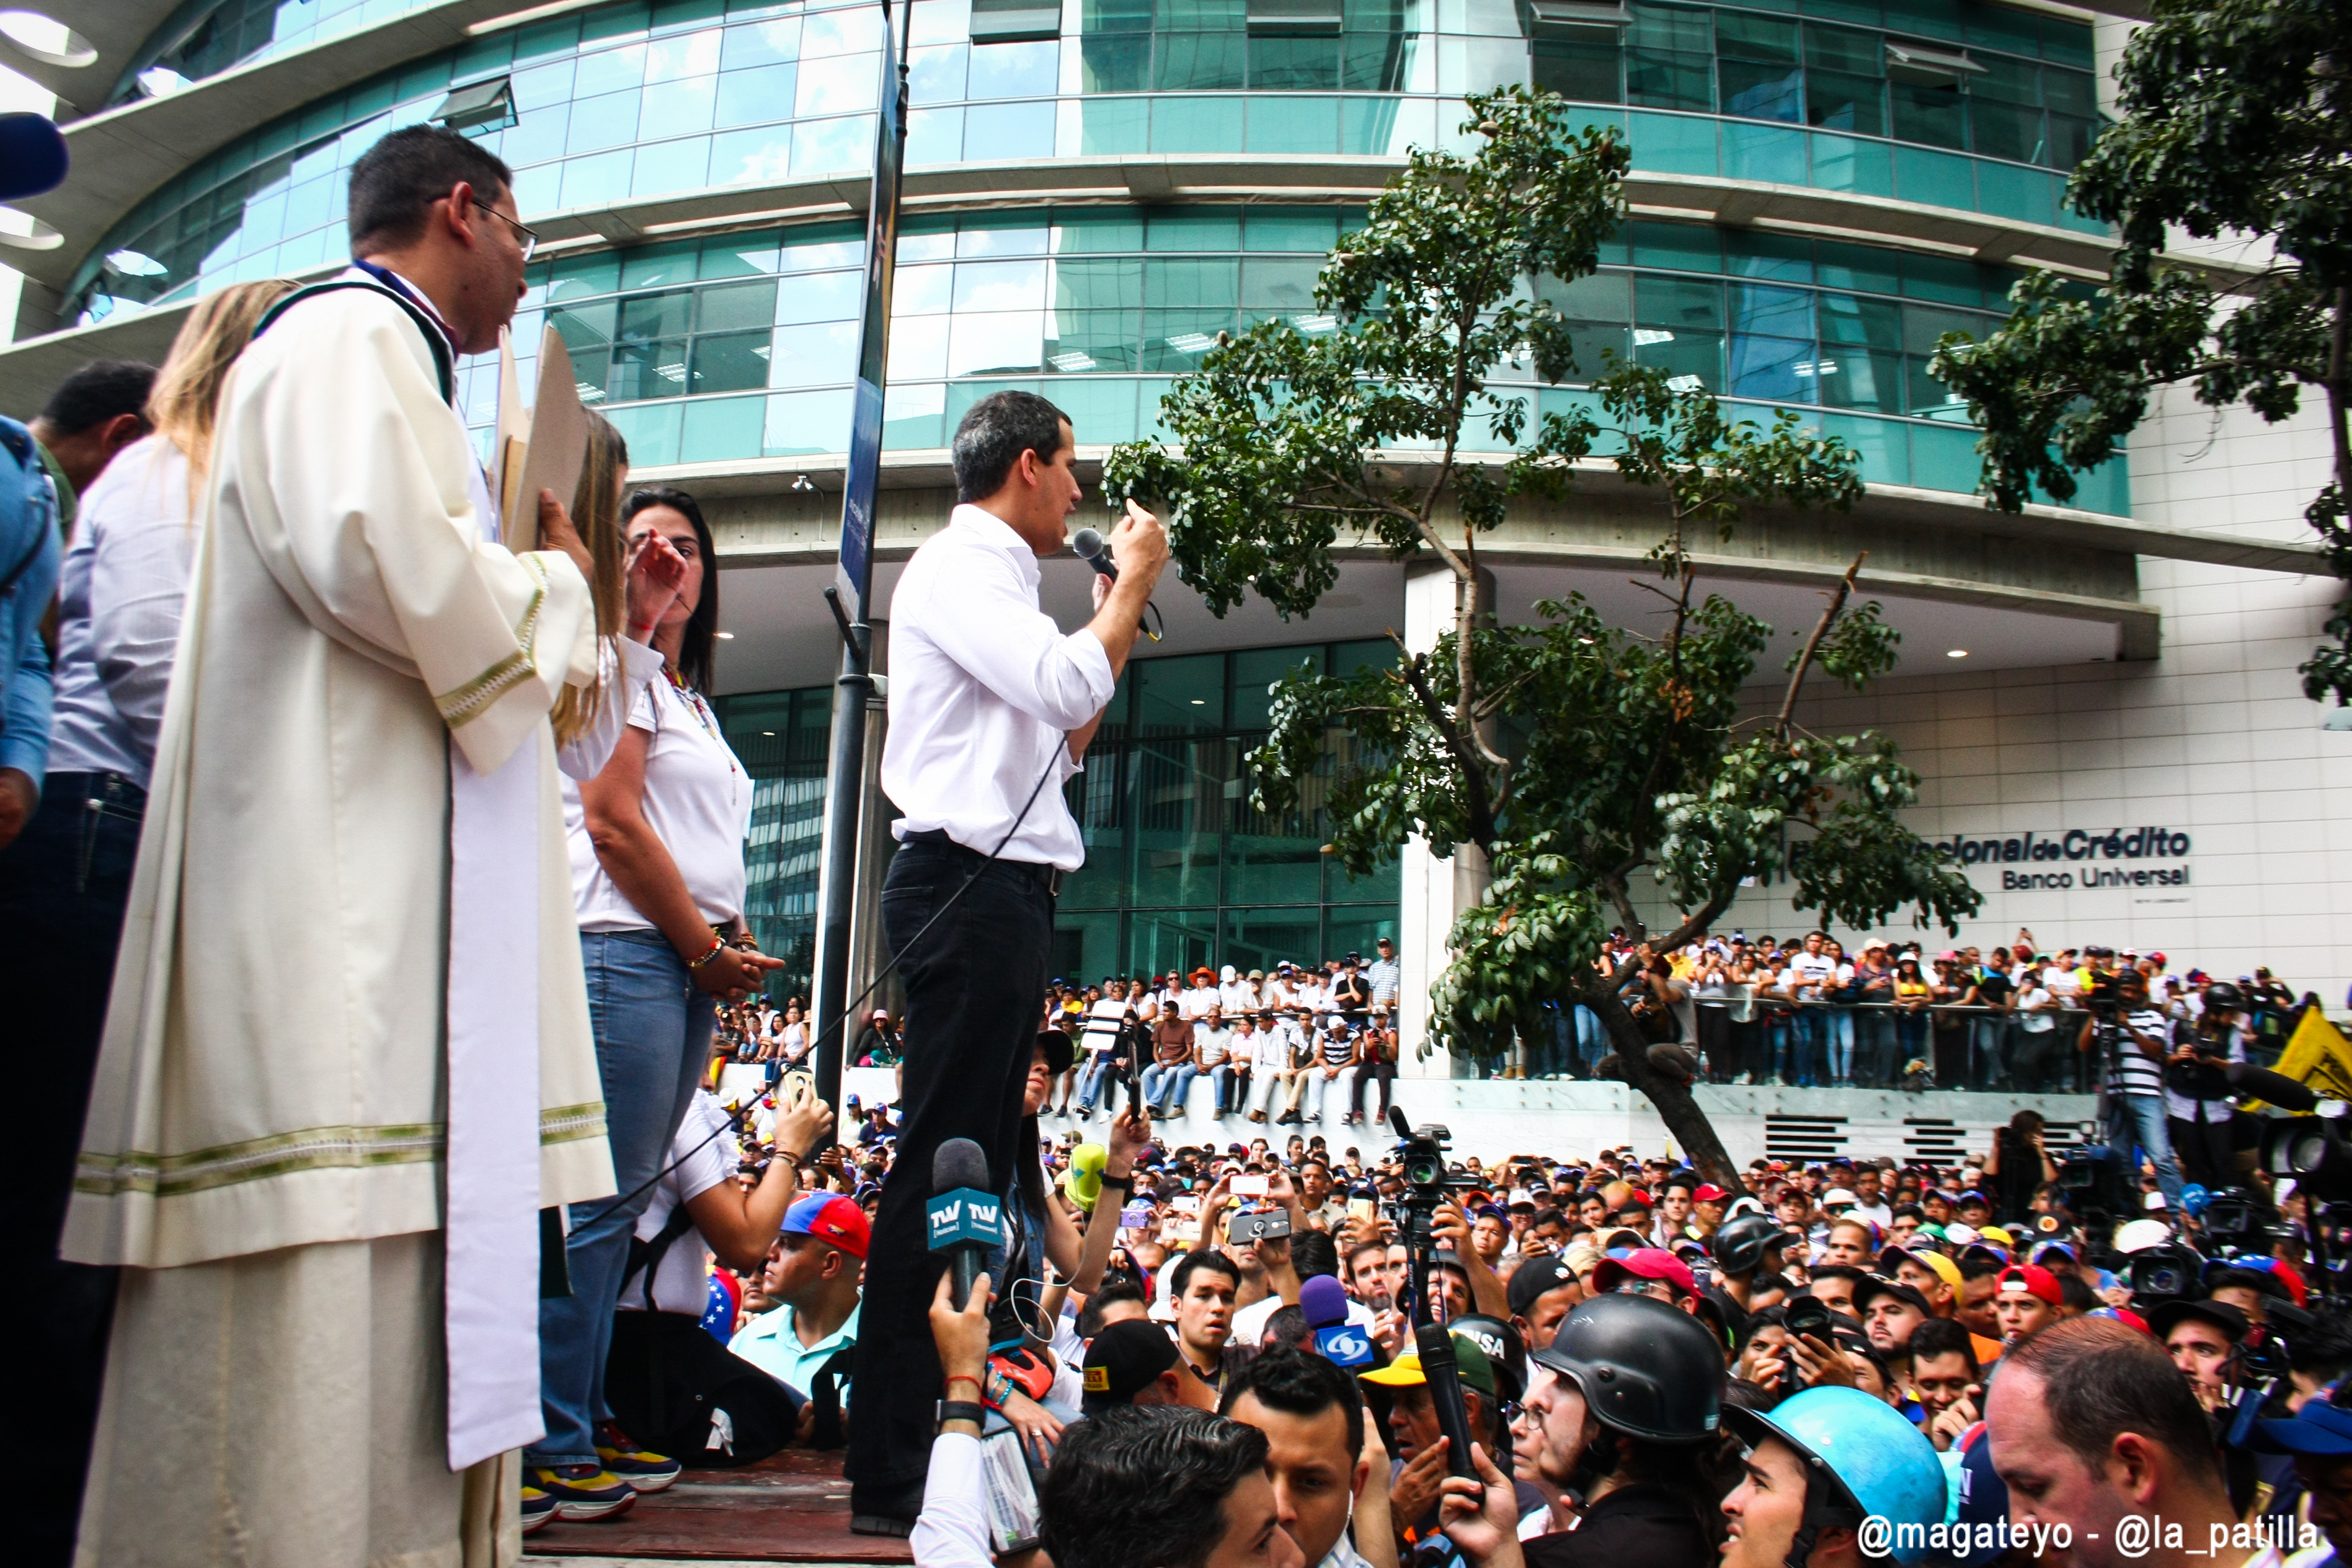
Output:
[606, 737, 1070, 1213]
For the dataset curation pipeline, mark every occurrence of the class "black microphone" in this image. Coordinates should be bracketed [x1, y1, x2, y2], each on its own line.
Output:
[1072, 526, 1117, 580]
[2226, 1061, 2321, 1113]
[928, 1138, 1000, 1311]
[1414, 1322, 1480, 1479]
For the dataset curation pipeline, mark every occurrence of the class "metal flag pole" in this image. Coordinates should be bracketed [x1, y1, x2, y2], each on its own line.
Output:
[811, 0, 912, 1151]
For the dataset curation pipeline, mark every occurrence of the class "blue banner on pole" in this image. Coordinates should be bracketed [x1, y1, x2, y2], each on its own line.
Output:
[837, 375, 883, 613]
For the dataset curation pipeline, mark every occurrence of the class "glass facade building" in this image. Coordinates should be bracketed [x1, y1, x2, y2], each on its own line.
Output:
[717, 641, 1404, 1001]
[27, 0, 2140, 1006]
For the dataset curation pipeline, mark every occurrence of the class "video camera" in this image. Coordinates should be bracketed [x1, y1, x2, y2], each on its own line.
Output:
[1384, 1105, 1481, 1481]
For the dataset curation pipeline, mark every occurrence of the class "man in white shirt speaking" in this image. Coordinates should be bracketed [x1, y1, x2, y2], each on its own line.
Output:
[848, 390, 1167, 1533]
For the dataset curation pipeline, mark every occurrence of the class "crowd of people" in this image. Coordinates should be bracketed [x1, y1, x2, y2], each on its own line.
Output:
[7, 109, 2348, 1568]
[602, 1021, 2352, 1568]
[717, 931, 2317, 1146]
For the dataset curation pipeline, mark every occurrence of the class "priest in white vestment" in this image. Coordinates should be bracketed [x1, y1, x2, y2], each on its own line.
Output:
[63, 128, 617, 1568]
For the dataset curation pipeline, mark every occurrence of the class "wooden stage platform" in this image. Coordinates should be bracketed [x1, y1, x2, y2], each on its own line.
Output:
[525, 1451, 911, 1566]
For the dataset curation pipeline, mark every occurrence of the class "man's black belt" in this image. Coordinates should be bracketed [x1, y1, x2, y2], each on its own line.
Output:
[899, 829, 1065, 898]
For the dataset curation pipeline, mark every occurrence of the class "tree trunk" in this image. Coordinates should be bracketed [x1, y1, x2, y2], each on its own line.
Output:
[1588, 988, 1748, 1194]
[1452, 839, 1491, 926]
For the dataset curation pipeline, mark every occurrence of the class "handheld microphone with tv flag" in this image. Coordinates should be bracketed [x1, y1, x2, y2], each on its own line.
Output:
[929, 1138, 1003, 1310]
[1302, 1275, 1373, 1369]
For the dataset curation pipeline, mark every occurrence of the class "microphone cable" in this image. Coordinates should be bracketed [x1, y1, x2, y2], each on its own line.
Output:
[597, 737, 1072, 1218]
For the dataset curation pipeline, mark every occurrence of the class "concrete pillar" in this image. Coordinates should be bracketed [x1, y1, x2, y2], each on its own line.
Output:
[1395, 561, 1495, 1082]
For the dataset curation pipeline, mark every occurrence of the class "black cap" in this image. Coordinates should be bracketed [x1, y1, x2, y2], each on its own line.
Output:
[1506, 1254, 1579, 1318]
[2149, 1298, 2250, 1345]
[1851, 1275, 1935, 1319]
[1082, 1319, 1180, 1411]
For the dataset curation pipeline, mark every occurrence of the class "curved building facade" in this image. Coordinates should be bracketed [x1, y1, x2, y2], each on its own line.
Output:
[7, 0, 2348, 1066]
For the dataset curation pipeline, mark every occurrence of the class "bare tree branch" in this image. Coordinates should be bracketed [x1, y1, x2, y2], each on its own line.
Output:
[1775, 550, 1868, 740]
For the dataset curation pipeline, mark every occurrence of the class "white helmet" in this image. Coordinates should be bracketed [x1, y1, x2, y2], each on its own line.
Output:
[2115, 1217, 2173, 1254]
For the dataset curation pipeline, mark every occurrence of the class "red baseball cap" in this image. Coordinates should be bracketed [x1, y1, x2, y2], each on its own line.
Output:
[1592, 1247, 1697, 1300]
[1693, 1184, 1730, 1203]
[1996, 1263, 2061, 1306]
[783, 1193, 871, 1259]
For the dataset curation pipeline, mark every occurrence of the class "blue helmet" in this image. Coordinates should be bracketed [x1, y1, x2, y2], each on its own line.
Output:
[1724, 1386, 1948, 1566]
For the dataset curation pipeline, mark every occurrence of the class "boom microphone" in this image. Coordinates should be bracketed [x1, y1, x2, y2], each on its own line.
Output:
[1072, 526, 1117, 579]
[929, 1138, 1002, 1310]
[2227, 1061, 2321, 1113]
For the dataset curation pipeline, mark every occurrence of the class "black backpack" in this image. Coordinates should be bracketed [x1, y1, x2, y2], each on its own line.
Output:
[600, 1209, 813, 1468]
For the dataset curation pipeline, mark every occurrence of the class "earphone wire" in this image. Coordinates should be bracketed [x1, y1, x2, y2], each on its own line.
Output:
[598, 739, 1072, 1218]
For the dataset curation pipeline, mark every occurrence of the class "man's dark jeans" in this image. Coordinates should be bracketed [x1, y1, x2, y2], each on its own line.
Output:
[846, 835, 1054, 1517]
[0, 771, 144, 1567]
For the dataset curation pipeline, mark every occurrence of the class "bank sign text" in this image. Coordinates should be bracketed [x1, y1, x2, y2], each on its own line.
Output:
[1935, 826, 2192, 893]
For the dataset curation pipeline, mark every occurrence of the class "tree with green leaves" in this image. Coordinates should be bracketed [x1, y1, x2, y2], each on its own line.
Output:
[1930, 0, 2351, 702]
[1106, 86, 1981, 1190]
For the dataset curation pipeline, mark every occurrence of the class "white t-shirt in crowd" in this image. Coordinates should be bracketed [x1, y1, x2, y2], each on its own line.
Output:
[620, 1089, 735, 1314]
[1196, 1023, 1233, 1069]
[1229, 1288, 1375, 1346]
[2015, 987, 2057, 1032]
[568, 673, 753, 929]
[1083, 996, 1130, 1053]
[1786, 952, 1840, 995]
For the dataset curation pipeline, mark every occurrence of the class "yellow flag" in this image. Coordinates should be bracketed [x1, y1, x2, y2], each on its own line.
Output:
[2248, 1010, 2352, 1109]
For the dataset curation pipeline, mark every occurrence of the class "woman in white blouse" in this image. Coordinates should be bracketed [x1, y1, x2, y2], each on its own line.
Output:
[533, 484, 786, 1504]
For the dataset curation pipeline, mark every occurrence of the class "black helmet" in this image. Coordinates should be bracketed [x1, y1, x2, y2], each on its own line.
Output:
[1528, 1294, 1723, 1442]
[1711, 1211, 1786, 1276]
[2205, 981, 2246, 1011]
[1449, 1314, 1528, 1402]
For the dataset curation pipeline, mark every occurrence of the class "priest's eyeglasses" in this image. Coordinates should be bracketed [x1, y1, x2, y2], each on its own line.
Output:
[472, 198, 539, 261]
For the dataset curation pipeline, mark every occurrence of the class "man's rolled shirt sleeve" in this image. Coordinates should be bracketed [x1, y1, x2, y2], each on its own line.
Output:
[921, 545, 1115, 732]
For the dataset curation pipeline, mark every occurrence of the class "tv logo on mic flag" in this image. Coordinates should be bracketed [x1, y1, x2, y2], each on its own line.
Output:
[928, 1189, 1006, 1251]
[1316, 1324, 1375, 1368]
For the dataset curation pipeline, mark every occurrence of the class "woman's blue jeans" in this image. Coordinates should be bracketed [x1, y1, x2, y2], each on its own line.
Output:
[1573, 1006, 1606, 1076]
[1141, 1061, 1197, 1114]
[1076, 1050, 1120, 1111]
[1826, 1008, 1856, 1083]
[529, 929, 713, 1468]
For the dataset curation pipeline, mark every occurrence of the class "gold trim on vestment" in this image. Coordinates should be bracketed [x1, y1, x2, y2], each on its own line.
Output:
[74, 1098, 611, 1197]
[433, 556, 549, 728]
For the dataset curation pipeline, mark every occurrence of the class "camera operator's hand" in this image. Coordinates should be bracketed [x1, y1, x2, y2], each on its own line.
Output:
[1390, 1437, 1451, 1543]
[1432, 1200, 1510, 1318]
[1106, 1100, 1150, 1176]
[1437, 1442, 1528, 1568]
[1786, 1332, 1860, 1389]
